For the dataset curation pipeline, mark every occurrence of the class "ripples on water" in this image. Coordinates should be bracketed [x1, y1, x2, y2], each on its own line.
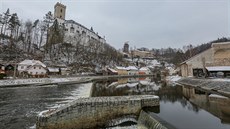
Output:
[0, 83, 92, 129]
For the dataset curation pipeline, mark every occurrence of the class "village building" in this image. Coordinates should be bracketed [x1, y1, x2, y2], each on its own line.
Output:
[0, 64, 5, 74]
[126, 66, 138, 75]
[107, 68, 118, 75]
[47, 67, 60, 75]
[131, 49, 154, 58]
[18, 60, 47, 78]
[139, 67, 151, 75]
[180, 42, 230, 77]
[5, 64, 15, 77]
[115, 66, 128, 75]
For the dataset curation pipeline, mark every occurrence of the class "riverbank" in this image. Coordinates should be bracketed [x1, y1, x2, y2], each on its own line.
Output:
[0, 74, 154, 88]
[177, 77, 230, 97]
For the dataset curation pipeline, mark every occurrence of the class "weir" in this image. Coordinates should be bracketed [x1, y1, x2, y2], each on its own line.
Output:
[36, 95, 159, 129]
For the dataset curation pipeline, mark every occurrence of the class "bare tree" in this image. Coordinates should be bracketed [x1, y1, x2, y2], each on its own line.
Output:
[25, 20, 33, 53]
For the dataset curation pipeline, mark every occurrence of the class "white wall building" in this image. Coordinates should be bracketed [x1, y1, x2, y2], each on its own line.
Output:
[54, 2, 106, 45]
[139, 67, 151, 74]
[126, 66, 138, 75]
[18, 60, 47, 77]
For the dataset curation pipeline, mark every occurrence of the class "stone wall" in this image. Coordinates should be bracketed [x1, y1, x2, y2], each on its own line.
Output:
[137, 110, 168, 129]
[36, 95, 159, 129]
[177, 78, 230, 98]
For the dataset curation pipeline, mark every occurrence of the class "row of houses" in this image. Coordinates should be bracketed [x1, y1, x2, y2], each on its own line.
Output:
[106, 66, 152, 75]
[0, 59, 70, 79]
[180, 42, 230, 78]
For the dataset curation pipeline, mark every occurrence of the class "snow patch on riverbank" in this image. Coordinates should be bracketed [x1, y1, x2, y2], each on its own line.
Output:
[209, 94, 228, 99]
[166, 75, 181, 82]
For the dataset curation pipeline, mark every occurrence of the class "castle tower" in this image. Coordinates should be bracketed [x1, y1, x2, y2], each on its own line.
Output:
[54, 2, 66, 20]
[123, 42, 129, 53]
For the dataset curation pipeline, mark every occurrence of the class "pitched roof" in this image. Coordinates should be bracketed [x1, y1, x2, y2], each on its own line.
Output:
[19, 60, 46, 68]
[126, 66, 138, 71]
[139, 67, 149, 71]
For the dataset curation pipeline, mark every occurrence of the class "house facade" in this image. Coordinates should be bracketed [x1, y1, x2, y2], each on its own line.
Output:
[180, 42, 230, 77]
[18, 60, 47, 78]
[139, 67, 151, 75]
[0, 64, 5, 74]
[115, 66, 128, 75]
[126, 66, 138, 75]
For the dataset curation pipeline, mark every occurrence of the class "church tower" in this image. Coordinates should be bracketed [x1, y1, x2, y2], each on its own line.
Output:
[54, 2, 66, 20]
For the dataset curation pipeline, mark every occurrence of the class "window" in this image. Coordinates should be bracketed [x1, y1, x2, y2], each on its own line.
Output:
[41, 72, 44, 74]
[34, 67, 36, 69]
[30, 72, 32, 75]
[70, 27, 75, 33]
[36, 72, 38, 75]
[60, 9, 62, 12]
[21, 66, 24, 69]
[39, 67, 41, 69]
[60, 15, 62, 18]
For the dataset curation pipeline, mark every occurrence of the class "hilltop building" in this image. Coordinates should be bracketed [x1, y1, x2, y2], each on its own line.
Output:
[53, 2, 106, 45]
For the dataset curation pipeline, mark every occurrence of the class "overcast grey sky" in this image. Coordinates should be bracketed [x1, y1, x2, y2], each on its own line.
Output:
[1, 0, 229, 49]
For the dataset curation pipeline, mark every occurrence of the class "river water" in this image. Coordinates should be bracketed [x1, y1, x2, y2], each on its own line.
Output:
[0, 83, 92, 129]
[0, 77, 230, 129]
[91, 77, 230, 129]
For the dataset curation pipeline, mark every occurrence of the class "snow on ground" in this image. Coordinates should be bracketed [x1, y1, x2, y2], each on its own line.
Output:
[116, 84, 127, 88]
[166, 75, 181, 82]
[209, 94, 228, 99]
[127, 83, 138, 88]
[0, 77, 83, 86]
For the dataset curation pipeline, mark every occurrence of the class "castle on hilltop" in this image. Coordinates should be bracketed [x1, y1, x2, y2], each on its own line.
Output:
[53, 2, 106, 45]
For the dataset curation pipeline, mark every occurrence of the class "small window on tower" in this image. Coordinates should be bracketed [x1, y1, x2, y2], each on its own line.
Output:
[60, 15, 62, 18]
[60, 9, 62, 12]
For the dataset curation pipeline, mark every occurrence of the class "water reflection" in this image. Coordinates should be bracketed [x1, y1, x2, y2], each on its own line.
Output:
[91, 77, 161, 97]
[182, 85, 230, 124]
[93, 77, 230, 129]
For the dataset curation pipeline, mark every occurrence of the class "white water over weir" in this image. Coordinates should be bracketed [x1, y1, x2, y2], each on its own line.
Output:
[36, 95, 159, 129]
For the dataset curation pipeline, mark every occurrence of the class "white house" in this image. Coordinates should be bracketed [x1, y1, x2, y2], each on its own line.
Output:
[139, 67, 151, 75]
[18, 60, 47, 78]
[126, 66, 138, 75]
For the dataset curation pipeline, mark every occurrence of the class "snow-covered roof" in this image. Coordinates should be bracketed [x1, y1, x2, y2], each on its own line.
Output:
[206, 66, 230, 72]
[126, 66, 138, 71]
[115, 66, 127, 70]
[139, 67, 149, 71]
[19, 60, 46, 68]
[107, 68, 118, 73]
[48, 67, 59, 72]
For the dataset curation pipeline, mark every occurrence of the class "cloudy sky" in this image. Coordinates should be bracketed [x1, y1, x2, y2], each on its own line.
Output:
[1, 0, 229, 49]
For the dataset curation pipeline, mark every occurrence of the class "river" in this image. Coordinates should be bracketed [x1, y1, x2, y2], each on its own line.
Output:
[0, 77, 229, 129]
[0, 83, 92, 129]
